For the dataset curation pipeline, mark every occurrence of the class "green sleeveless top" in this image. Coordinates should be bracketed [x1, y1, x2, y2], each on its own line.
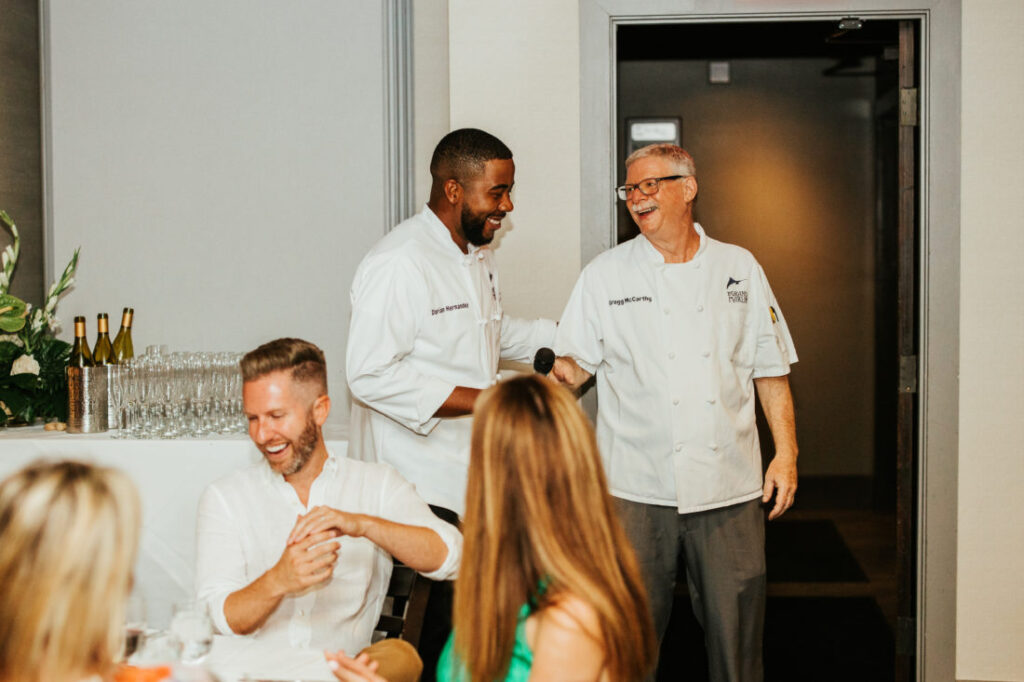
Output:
[436, 582, 547, 682]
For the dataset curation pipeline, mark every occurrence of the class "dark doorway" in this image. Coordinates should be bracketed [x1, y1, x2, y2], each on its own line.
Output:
[615, 18, 918, 682]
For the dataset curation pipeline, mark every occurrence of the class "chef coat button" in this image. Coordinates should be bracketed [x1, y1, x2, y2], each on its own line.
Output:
[663, 308, 670, 315]
[674, 443, 683, 452]
[697, 304, 704, 312]
[702, 350, 711, 358]
[668, 352, 676, 359]
[709, 443, 718, 451]
[672, 398, 680, 405]
[695, 262, 701, 269]
[707, 397, 716, 405]
[298, 609, 305, 616]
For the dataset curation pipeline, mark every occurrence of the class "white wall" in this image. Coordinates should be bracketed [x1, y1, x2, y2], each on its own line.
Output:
[956, 0, 1024, 679]
[447, 0, 581, 321]
[412, 0, 449, 206]
[45, 0, 391, 412]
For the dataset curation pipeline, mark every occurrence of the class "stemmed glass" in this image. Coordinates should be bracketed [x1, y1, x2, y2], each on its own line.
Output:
[114, 349, 246, 438]
[137, 357, 158, 438]
[189, 352, 212, 436]
[160, 354, 188, 438]
[169, 601, 214, 664]
[107, 365, 124, 436]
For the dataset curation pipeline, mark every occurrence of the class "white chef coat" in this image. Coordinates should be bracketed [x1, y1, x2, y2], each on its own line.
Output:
[347, 205, 556, 515]
[555, 224, 797, 514]
[195, 450, 462, 653]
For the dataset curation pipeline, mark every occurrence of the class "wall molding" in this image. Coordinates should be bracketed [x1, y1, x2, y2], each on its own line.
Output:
[383, 0, 415, 231]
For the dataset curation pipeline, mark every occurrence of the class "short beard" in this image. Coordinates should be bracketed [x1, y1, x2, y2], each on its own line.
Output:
[460, 205, 493, 247]
[279, 413, 319, 476]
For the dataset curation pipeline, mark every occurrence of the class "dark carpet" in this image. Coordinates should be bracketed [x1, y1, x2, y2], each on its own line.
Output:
[766, 519, 868, 583]
[656, 596, 894, 682]
[655, 520, 889, 681]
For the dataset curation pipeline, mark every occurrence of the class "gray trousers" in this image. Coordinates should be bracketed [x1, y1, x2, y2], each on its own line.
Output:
[616, 497, 766, 682]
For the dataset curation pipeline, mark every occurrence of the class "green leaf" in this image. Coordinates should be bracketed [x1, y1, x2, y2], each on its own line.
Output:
[28, 336, 71, 420]
[0, 293, 28, 332]
[2, 373, 39, 390]
[0, 385, 30, 415]
[0, 340, 21, 365]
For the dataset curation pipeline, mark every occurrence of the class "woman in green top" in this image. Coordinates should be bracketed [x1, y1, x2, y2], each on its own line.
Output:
[328, 376, 656, 682]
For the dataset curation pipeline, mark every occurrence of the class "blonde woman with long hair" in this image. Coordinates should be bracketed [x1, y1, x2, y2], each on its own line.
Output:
[327, 375, 656, 681]
[0, 460, 141, 682]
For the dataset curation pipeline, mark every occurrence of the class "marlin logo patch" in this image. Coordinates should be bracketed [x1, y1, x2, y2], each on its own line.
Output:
[726, 277, 746, 289]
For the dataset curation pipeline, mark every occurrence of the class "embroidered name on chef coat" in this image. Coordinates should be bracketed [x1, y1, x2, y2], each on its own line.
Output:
[608, 295, 653, 306]
[432, 302, 470, 315]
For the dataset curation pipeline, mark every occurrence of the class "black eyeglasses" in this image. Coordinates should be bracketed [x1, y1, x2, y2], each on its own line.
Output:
[616, 175, 686, 201]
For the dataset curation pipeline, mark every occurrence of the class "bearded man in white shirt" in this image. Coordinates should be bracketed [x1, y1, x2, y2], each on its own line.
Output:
[553, 144, 799, 682]
[195, 338, 461, 682]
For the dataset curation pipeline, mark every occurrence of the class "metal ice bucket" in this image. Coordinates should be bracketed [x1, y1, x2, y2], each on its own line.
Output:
[67, 366, 108, 433]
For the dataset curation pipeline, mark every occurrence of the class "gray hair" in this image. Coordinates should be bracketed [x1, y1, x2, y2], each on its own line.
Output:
[625, 144, 696, 178]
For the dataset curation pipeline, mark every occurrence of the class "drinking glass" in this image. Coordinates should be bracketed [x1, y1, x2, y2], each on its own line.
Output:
[124, 592, 147, 659]
[138, 357, 160, 438]
[169, 600, 214, 664]
[108, 365, 124, 436]
[120, 360, 140, 438]
[188, 352, 211, 436]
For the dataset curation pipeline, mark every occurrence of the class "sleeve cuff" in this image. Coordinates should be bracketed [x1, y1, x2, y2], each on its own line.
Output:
[536, 318, 558, 349]
[203, 591, 234, 636]
[418, 518, 463, 581]
[413, 377, 457, 434]
[752, 365, 793, 379]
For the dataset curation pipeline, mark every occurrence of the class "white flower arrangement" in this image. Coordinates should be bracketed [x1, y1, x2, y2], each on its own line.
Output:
[10, 354, 40, 376]
[1, 209, 80, 425]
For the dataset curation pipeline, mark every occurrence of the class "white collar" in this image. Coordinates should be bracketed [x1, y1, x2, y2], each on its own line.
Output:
[639, 222, 708, 265]
[257, 447, 339, 488]
[420, 205, 489, 263]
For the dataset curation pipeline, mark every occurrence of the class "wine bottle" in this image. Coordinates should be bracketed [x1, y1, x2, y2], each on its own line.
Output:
[93, 313, 115, 365]
[112, 307, 134, 363]
[69, 316, 94, 367]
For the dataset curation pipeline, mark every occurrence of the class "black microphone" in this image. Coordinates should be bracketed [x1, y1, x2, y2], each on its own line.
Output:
[533, 347, 555, 375]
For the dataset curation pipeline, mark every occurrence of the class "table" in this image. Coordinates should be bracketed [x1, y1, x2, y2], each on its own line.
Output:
[135, 634, 337, 682]
[0, 422, 349, 628]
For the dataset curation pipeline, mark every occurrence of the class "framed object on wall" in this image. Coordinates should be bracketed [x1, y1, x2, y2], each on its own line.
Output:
[625, 116, 681, 155]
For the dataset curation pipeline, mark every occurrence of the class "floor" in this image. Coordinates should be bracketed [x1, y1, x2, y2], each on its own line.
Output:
[655, 503, 899, 682]
[771, 507, 897, 629]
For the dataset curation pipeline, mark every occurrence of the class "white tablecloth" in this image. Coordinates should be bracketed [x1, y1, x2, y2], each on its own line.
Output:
[0, 423, 348, 629]
[135, 634, 336, 682]
[206, 635, 336, 681]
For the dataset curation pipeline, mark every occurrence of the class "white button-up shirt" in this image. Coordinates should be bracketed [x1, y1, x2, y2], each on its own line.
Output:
[195, 450, 461, 653]
[347, 206, 556, 514]
[556, 224, 797, 513]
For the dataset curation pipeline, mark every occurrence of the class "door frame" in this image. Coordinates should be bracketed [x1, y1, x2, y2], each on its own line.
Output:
[579, 1, 961, 680]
